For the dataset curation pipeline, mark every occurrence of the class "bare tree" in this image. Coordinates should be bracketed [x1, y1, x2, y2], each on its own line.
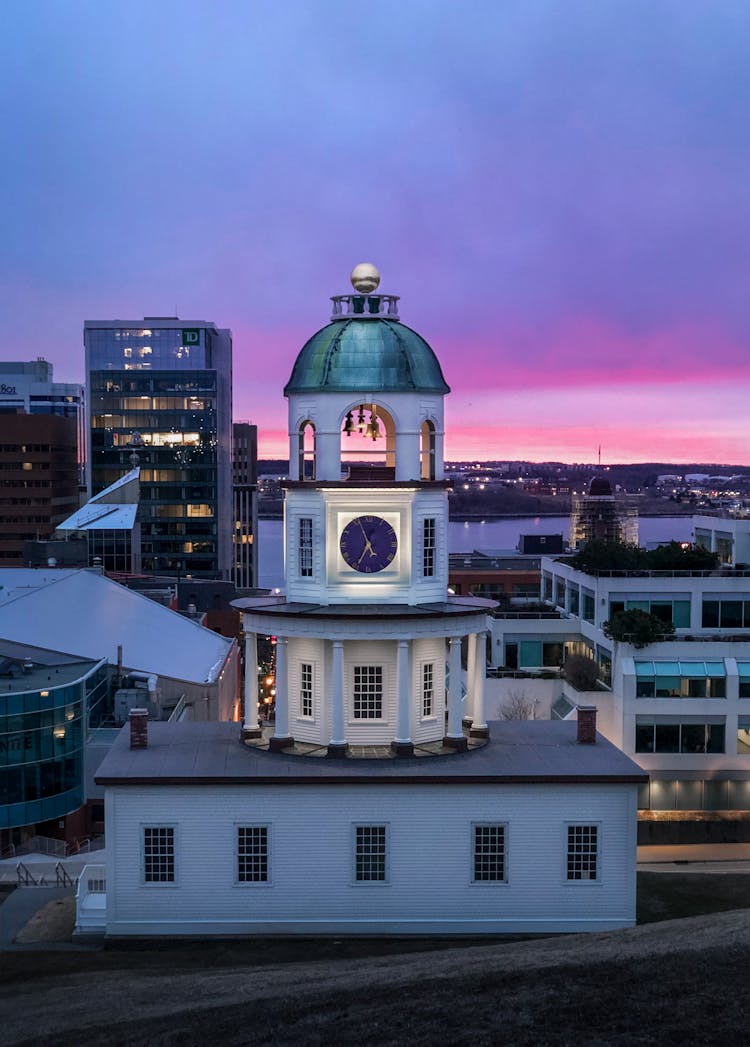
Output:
[500, 689, 538, 720]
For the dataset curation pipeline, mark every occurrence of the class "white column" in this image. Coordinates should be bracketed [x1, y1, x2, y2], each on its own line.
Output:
[395, 431, 420, 480]
[464, 631, 476, 724]
[329, 640, 347, 754]
[392, 639, 413, 755]
[242, 630, 260, 736]
[445, 635, 466, 749]
[470, 631, 488, 737]
[270, 636, 292, 749]
[316, 430, 341, 481]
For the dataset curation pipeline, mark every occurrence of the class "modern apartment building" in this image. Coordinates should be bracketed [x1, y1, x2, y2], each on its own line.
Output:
[84, 318, 232, 579]
[232, 421, 258, 590]
[488, 515, 750, 824]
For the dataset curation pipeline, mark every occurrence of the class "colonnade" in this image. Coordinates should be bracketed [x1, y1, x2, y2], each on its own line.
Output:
[242, 630, 488, 755]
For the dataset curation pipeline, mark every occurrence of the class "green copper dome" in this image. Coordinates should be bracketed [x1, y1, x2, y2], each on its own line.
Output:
[284, 318, 450, 396]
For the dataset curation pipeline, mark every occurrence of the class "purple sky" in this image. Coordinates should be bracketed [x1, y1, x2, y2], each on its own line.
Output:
[2, 1, 750, 462]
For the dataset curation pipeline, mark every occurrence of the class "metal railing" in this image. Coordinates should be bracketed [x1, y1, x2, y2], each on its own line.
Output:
[565, 568, 750, 578]
[13, 835, 66, 858]
[168, 695, 187, 722]
[486, 667, 562, 680]
[16, 862, 43, 887]
[55, 862, 77, 888]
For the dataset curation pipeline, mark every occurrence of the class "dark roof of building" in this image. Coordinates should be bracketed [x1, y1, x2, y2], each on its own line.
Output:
[588, 476, 614, 497]
[230, 596, 496, 619]
[284, 318, 450, 396]
[96, 719, 646, 786]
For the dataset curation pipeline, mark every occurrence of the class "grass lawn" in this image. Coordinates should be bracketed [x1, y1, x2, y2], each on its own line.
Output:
[637, 870, 750, 923]
[4, 872, 750, 1046]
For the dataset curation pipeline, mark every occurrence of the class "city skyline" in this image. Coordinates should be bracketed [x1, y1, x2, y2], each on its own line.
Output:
[2, 1, 749, 464]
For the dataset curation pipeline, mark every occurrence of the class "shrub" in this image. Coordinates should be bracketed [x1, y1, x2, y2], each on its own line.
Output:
[569, 540, 646, 572]
[563, 655, 600, 691]
[603, 609, 676, 648]
[569, 539, 719, 574]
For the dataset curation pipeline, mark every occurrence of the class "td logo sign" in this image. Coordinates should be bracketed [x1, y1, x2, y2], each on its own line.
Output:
[182, 329, 200, 346]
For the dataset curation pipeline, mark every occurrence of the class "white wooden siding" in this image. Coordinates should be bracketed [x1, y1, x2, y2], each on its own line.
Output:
[412, 637, 446, 742]
[105, 781, 637, 936]
[288, 637, 325, 743]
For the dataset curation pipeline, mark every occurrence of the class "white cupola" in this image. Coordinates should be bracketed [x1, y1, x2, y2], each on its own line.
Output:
[282, 266, 452, 605]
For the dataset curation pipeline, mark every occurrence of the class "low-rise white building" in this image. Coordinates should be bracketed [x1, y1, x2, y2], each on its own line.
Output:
[489, 527, 750, 819]
[89, 714, 643, 937]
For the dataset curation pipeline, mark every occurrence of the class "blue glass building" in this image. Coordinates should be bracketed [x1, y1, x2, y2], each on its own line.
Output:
[0, 652, 110, 836]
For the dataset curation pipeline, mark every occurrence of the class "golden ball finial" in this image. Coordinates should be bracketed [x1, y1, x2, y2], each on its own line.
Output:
[350, 262, 381, 293]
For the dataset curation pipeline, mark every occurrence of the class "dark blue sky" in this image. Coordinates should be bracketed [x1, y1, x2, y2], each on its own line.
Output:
[2, 1, 749, 460]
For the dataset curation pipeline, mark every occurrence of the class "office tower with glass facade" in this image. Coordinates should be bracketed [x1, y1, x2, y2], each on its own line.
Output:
[85, 318, 233, 579]
[232, 422, 258, 589]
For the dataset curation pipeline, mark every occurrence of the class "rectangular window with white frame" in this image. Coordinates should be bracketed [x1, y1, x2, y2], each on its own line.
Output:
[422, 662, 435, 718]
[299, 517, 313, 578]
[353, 665, 383, 719]
[472, 823, 506, 883]
[422, 517, 436, 578]
[236, 825, 269, 884]
[566, 824, 599, 881]
[354, 824, 388, 882]
[143, 826, 175, 884]
[300, 661, 313, 718]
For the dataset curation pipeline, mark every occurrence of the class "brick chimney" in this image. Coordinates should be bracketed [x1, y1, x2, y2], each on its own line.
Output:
[577, 705, 597, 744]
[129, 708, 149, 749]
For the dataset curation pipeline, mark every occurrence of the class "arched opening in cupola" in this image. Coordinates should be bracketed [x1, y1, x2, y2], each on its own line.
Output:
[340, 402, 396, 480]
[298, 420, 316, 480]
[420, 419, 436, 480]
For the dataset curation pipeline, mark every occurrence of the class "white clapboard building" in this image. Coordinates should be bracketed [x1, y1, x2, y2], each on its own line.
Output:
[81, 265, 644, 937]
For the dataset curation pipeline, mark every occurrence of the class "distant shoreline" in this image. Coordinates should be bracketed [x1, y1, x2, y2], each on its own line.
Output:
[258, 509, 696, 522]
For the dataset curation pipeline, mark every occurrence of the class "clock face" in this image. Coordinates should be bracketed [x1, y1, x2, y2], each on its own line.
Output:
[339, 515, 397, 574]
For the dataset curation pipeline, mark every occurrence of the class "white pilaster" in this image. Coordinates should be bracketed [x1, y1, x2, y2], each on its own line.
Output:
[391, 639, 413, 755]
[270, 636, 292, 749]
[242, 631, 261, 737]
[470, 631, 489, 738]
[464, 631, 476, 724]
[445, 635, 467, 750]
[329, 640, 347, 754]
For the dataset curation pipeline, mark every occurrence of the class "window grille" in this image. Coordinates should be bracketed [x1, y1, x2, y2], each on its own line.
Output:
[143, 826, 175, 883]
[299, 517, 313, 577]
[237, 826, 269, 883]
[355, 825, 387, 881]
[566, 824, 598, 880]
[353, 666, 383, 719]
[422, 662, 434, 718]
[300, 662, 313, 718]
[423, 518, 436, 577]
[473, 824, 506, 882]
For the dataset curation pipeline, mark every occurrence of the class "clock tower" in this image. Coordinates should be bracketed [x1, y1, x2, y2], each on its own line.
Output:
[236, 265, 492, 756]
[282, 262, 451, 606]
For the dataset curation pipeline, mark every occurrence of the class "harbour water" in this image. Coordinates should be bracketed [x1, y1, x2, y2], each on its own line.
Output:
[257, 515, 695, 591]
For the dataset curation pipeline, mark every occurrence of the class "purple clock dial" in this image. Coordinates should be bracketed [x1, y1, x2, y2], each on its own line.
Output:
[339, 515, 398, 574]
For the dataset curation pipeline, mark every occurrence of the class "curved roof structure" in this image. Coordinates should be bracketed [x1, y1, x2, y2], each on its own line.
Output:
[588, 476, 614, 497]
[284, 318, 450, 396]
